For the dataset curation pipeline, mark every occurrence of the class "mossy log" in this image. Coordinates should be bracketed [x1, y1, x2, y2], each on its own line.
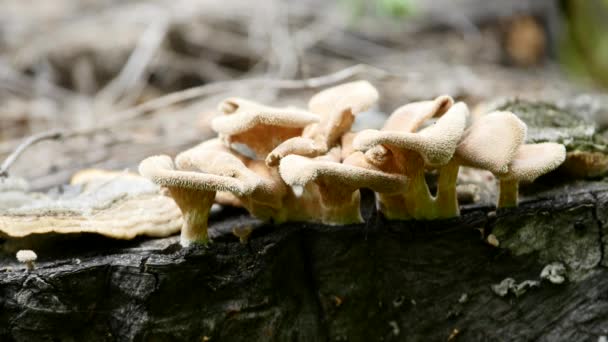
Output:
[1, 180, 608, 341]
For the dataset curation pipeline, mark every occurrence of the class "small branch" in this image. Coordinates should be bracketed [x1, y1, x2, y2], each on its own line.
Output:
[0, 64, 394, 178]
[0, 131, 63, 177]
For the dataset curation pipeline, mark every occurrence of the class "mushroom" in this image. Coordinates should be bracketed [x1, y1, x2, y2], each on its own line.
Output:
[381, 95, 454, 132]
[266, 81, 379, 166]
[279, 152, 407, 225]
[139, 155, 254, 246]
[353, 102, 469, 219]
[497, 143, 566, 207]
[211, 98, 320, 158]
[175, 142, 311, 223]
[435, 111, 527, 216]
[16, 249, 37, 270]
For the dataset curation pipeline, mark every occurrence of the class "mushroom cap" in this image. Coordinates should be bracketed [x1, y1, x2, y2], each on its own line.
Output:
[456, 111, 527, 174]
[353, 102, 470, 167]
[502, 143, 566, 182]
[177, 146, 287, 207]
[16, 250, 37, 262]
[278, 154, 406, 194]
[382, 95, 454, 132]
[139, 155, 253, 195]
[265, 136, 325, 166]
[308, 80, 379, 118]
[211, 98, 320, 135]
[305, 81, 379, 150]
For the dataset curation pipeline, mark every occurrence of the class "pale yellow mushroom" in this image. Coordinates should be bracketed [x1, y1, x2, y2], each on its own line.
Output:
[381, 95, 454, 132]
[353, 102, 469, 219]
[498, 143, 566, 207]
[434, 111, 527, 216]
[139, 155, 254, 247]
[279, 153, 407, 225]
[266, 81, 379, 166]
[211, 98, 320, 158]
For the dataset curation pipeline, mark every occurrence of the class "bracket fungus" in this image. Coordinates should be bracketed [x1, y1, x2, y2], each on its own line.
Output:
[0, 171, 182, 240]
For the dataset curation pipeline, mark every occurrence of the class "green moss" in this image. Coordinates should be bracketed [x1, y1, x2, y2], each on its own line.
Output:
[497, 99, 607, 153]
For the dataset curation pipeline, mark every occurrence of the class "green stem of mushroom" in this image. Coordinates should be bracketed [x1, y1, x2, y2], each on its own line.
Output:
[498, 179, 519, 208]
[377, 193, 412, 220]
[435, 159, 460, 218]
[169, 187, 215, 247]
[403, 158, 435, 220]
[317, 181, 363, 225]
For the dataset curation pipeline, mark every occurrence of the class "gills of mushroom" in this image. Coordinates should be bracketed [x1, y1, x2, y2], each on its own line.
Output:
[266, 81, 379, 166]
[497, 143, 566, 208]
[353, 102, 469, 220]
[139, 155, 254, 247]
[443, 111, 527, 216]
[279, 153, 406, 225]
[211, 98, 320, 158]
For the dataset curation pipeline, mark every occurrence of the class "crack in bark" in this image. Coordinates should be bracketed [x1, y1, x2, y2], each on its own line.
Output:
[591, 192, 605, 266]
[298, 231, 330, 340]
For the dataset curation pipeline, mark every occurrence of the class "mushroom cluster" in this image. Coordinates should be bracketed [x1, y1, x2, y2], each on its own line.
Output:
[139, 81, 566, 246]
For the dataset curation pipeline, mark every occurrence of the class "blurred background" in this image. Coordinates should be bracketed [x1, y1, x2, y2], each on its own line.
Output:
[1, 0, 606, 189]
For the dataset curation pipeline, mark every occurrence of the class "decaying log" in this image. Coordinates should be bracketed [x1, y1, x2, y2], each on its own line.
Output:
[1, 179, 607, 341]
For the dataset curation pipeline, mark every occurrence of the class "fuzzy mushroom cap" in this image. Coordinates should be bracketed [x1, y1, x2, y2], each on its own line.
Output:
[176, 147, 285, 206]
[456, 111, 527, 174]
[265, 136, 326, 166]
[502, 143, 566, 182]
[382, 95, 454, 132]
[139, 155, 253, 195]
[278, 154, 406, 194]
[16, 250, 37, 263]
[308, 80, 379, 118]
[211, 98, 320, 158]
[212, 98, 320, 135]
[353, 102, 469, 167]
[307, 81, 379, 144]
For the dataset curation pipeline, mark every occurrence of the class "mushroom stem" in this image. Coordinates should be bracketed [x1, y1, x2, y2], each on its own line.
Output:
[404, 163, 436, 219]
[498, 179, 519, 208]
[168, 187, 215, 247]
[435, 159, 460, 218]
[317, 182, 363, 225]
[377, 193, 411, 220]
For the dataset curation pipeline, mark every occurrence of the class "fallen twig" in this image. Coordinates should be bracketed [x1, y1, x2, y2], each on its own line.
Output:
[0, 64, 392, 177]
[0, 131, 64, 177]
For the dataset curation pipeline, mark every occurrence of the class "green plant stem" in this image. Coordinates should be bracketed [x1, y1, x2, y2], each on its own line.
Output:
[498, 179, 519, 208]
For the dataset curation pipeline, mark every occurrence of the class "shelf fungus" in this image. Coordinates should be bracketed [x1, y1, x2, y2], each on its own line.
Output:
[0, 171, 183, 240]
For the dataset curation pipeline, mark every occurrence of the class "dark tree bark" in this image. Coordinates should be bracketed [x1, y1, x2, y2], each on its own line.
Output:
[1, 181, 608, 341]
